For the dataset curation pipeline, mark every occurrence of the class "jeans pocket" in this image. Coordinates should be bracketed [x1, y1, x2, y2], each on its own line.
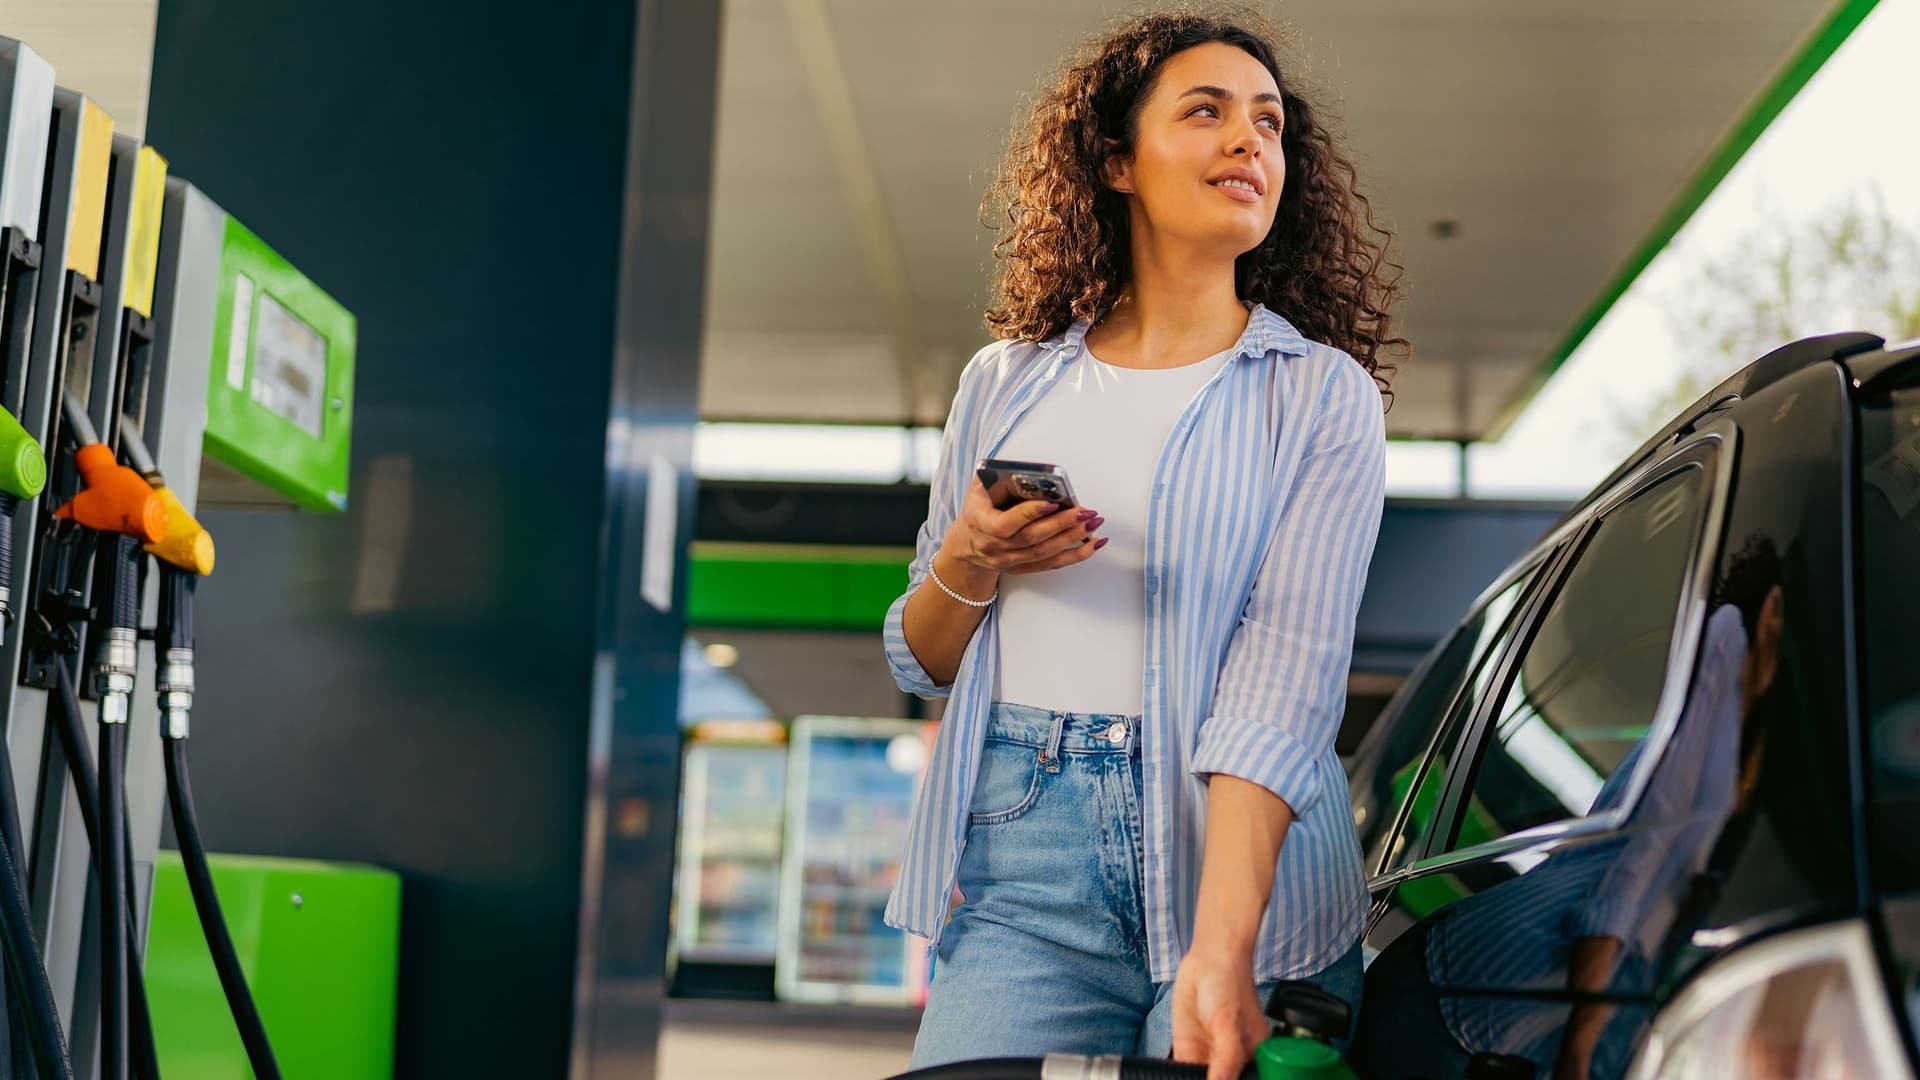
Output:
[967, 737, 1045, 825]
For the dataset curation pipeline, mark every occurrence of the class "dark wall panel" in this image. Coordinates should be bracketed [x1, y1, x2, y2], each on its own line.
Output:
[1354, 500, 1568, 672]
[144, 2, 714, 1074]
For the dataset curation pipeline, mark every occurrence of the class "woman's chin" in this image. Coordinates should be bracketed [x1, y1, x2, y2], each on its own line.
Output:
[1148, 210, 1274, 260]
[1204, 213, 1276, 257]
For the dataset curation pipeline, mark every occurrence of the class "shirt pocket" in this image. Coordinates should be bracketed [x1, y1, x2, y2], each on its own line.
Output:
[967, 736, 1046, 825]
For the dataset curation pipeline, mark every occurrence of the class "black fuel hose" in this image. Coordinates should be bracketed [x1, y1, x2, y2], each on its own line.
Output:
[0, 807, 71, 1078]
[98, 533, 145, 1080]
[50, 660, 161, 1080]
[0, 694, 72, 1078]
[161, 739, 281, 1080]
[156, 567, 190, 654]
[99, 719, 127, 1080]
[0, 491, 15, 644]
[0, 489, 32, 1077]
[156, 563, 278, 1079]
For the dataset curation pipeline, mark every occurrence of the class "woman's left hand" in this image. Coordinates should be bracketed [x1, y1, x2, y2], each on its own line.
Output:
[1171, 943, 1268, 1080]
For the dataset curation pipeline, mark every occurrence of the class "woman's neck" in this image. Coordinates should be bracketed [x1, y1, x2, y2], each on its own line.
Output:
[1084, 240, 1250, 369]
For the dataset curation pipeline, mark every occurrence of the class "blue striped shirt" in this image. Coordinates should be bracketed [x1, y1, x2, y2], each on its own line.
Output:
[882, 304, 1386, 982]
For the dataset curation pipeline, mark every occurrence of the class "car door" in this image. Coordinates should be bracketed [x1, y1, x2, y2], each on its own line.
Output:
[1348, 543, 1568, 952]
[1352, 424, 1743, 1080]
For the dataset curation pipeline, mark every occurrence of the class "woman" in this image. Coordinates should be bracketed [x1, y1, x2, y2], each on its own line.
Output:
[882, 10, 1404, 1078]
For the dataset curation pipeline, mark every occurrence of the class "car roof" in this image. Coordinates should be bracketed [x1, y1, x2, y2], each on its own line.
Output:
[1558, 332, 1916, 526]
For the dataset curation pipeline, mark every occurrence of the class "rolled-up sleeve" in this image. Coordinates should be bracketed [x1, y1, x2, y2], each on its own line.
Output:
[882, 348, 991, 698]
[1190, 357, 1387, 817]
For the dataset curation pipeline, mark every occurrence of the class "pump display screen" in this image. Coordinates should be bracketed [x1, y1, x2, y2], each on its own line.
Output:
[249, 293, 328, 440]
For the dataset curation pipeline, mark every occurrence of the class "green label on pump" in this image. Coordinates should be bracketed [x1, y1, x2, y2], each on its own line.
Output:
[204, 217, 354, 511]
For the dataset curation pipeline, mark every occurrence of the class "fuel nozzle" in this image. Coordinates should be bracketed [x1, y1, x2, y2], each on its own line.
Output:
[0, 407, 47, 503]
[118, 417, 213, 576]
[53, 393, 167, 544]
[53, 444, 167, 544]
[121, 419, 209, 741]
[0, 407, 47, 647]
[144, 487, 213, 575]
[1253, 982, 1356, 1079]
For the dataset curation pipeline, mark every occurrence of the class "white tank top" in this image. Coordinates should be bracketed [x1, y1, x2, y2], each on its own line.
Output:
[991, 346, 1231, 716]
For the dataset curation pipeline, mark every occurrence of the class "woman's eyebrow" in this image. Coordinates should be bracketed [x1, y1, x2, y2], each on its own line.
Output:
[1177, 85, 1283, 106]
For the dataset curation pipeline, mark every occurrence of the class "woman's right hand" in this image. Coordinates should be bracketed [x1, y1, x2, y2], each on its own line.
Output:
[941, 478, 1107, 577]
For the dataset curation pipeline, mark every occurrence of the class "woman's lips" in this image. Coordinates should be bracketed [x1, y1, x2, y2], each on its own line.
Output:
[1209, 178, 1262, 204]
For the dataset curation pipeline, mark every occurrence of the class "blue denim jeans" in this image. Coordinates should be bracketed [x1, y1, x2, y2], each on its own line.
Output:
[910, 703, 1363, 1068]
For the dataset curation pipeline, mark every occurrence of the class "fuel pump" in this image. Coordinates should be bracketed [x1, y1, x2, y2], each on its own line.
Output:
[14, 97, 170, 1080]
[47, 393, 165, 1080]
[5, 42, 354, 1079]
[45, 126, 177, 1080]
[0, 409, 61, 1080]
[0, 37, 75, 1079]
[14, 91, 118, 1067]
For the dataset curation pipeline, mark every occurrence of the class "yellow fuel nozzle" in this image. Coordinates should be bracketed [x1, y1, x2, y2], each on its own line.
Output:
[114, 415, 212, 575]
[143, 484, 213, 576]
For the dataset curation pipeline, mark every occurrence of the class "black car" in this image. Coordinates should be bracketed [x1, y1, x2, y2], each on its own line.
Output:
[1344, 332, 1920, 1078]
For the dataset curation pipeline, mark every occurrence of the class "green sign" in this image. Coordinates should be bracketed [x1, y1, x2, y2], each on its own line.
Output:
[204, 217, 355, 511]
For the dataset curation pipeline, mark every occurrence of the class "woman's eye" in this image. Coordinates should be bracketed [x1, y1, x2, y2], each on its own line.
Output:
[1260, 114, 1283, 133]
[1187, 104, 1218, 119]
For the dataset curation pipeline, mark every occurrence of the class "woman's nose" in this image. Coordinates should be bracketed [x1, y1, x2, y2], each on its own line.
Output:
[1227, 125, 1261, 158]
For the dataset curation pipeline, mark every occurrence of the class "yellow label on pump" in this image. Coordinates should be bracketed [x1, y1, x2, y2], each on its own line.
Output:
[123, 146, 168, 318]
[65, 99, 114, 281]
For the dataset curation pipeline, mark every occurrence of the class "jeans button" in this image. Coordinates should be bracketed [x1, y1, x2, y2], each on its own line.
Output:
[1106, 721, 1127, 744]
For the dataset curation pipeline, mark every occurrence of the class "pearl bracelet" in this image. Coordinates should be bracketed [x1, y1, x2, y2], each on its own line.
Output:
[928, 562, 996, 608]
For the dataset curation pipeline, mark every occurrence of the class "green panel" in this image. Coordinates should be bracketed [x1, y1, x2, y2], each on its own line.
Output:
[1484, 0, 1882, 440]
[146, 852, 400, 1079]
[205, 216, 356, 510]
[688, 543, 913, 630]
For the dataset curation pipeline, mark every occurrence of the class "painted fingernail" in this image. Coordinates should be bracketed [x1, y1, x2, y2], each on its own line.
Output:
[1086, 516, 1105, 533]
[1094, 537, 1109, 550]
[1038, 502, 1059, 513]
[1076, 510, 1097, 521]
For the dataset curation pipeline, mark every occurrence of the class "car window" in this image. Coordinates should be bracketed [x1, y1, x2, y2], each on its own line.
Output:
[1355, 559, 1549, 877]
[1449, 464, 1709, 850]
[1860, 379, 1920, 895]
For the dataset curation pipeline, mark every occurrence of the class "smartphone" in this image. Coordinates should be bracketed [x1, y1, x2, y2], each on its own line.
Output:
[975, 458, 1079, 511]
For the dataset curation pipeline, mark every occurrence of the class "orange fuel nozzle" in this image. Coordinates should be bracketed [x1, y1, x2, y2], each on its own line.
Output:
[54, 444, 168, 543]
[144, 484, 214, 575]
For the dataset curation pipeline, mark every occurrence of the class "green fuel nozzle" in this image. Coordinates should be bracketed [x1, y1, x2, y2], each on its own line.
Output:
[1252, 983, 1358, 1080]
[0, 406, 46, 501]
[0, 406, 45, 647]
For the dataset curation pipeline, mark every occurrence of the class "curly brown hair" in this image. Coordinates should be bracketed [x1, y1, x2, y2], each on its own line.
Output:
[983, 7, 1406, 395]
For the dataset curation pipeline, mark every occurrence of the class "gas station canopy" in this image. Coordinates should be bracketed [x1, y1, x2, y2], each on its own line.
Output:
[697, 0, 1858, 441]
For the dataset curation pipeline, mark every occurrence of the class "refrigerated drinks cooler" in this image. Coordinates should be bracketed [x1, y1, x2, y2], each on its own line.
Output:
[674, 721, 789, 967]
[775, 716, 932, 1006]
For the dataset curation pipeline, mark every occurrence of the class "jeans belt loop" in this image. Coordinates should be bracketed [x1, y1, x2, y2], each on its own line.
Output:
[1043, 712, 1066, 773]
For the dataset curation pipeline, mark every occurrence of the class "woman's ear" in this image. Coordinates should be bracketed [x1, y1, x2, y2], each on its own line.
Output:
[1101, 137, 1134, 194]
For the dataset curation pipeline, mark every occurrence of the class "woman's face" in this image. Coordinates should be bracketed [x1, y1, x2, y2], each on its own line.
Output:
[1107, 42, 1287, 259]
